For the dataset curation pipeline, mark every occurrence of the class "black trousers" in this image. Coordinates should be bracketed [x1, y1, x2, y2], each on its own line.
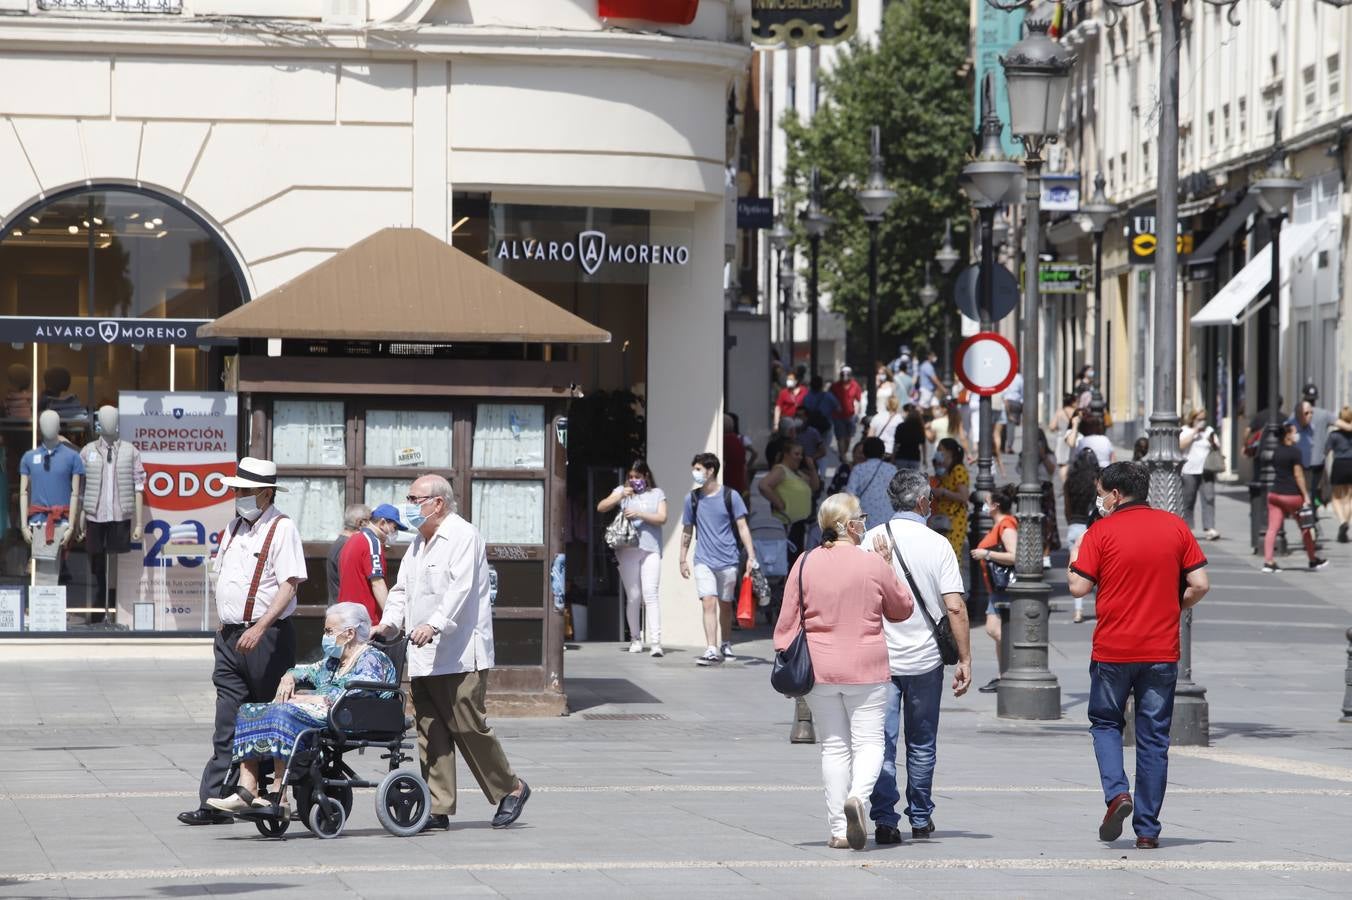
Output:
[196, 618, 297, 807]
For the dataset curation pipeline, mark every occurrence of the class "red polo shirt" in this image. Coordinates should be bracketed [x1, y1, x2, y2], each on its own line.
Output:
[829, 379, 862, 420]
[1070, 502, 1207, 663]
[776, 385, 807, 419]
[338, 526, 387, 626]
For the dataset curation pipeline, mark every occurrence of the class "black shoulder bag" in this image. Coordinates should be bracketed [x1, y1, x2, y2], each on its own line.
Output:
[884, 523, 960, 666]
[770, 549, 815, 697]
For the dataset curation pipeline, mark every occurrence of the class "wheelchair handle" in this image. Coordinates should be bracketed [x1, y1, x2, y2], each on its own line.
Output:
[343, 680, 399, 692]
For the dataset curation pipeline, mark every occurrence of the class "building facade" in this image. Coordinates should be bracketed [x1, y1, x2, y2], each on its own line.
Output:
[0, 0, 749, 652]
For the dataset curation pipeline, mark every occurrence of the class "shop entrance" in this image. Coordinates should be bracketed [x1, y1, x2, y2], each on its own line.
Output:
[0, 186, 245, 631]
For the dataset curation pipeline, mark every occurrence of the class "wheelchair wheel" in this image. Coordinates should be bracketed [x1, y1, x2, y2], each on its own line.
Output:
[374, 770, 431, 837]
[254, 812, 291, 838]
[307, 796, 346, 839]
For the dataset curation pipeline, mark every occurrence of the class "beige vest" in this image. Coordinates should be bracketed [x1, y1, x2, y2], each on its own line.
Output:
[82, 439, 137, 520]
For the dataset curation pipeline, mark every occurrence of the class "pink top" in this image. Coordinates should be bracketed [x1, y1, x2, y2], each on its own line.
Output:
[773, 543, 914, 684]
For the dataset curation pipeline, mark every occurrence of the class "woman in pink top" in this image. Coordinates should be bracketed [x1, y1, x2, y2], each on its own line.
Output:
[774, 492, 913, 849]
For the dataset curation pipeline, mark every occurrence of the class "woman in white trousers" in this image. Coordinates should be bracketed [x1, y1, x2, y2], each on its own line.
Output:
[598, 460, 667, 657]
[774, 493, 913, 848]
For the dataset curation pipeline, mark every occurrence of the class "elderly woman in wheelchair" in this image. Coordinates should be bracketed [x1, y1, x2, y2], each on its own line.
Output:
[208, 602, 396, 818]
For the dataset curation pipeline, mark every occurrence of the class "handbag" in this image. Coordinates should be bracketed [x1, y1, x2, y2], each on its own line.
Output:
[1203, 448, 1225, 474]
[770, 549, 815, 698]
[603, 508, 639, 550]
[736, 575, 755, 628]
[987, 560, 1014, 592]
[1297, 505, 1317, 531]
[885, 524, 960, 666]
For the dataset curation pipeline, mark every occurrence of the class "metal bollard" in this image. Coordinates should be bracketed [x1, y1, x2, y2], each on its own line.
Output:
[790, 697, 816, 743]
[1341, 628, 1352, 724]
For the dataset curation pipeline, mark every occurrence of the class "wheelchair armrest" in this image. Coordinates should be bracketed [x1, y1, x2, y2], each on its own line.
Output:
[343, 680, 398, 693]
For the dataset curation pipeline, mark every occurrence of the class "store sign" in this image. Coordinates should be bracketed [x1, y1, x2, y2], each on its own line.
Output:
[751, 0, 857, 47]
[117, 391, 237, 632]
[1041, 175, 1081, 213]
[494, 230, 690, 276]
[0, 316, 231, 346]
[1039, 262, 1091, 295]
[1128, 209, 1195, 262]
[28, 587, 67, 632]
[0, 587, 21, 632]
[737, 197, 775, 230]
[38, 0, 181, 10]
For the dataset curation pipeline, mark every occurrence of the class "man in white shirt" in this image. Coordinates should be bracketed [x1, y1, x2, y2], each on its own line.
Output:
[376, 474, 530, 831]
[180, 457, 304, 826]
[864, 468, 972, 845]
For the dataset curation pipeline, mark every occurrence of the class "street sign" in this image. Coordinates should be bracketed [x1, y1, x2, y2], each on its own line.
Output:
[1039, 261, 1091, 294]
[954, 263, 1020, 323]
[751, 0, 858, 47]
[954, 331, 1019, 397]
[736, 197, 774, 230]
[1041, 174, 1080, 213]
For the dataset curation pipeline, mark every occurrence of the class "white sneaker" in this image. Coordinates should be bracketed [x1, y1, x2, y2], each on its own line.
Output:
[1042, 556, 1052, 570]
[627, 641, 643, 653]
[695, 647, 722, 666]
[650, 645, 664, 658]
[720, 642, 735, 660]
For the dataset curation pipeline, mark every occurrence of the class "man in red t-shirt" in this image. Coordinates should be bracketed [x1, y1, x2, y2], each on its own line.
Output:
[773, 374, 807, 431]
[1067, 461, 1209, 851]
[828, 366, 863, 456]
[338, 503, 409, 627]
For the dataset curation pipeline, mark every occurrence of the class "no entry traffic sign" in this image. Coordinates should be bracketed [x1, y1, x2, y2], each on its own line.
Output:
[953, 331, 1019, 397]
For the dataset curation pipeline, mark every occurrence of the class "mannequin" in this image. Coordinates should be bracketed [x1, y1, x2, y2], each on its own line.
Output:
[20, 410, 85, 586]
[77, 406, 146, 611]
[5, 363, 32, 418]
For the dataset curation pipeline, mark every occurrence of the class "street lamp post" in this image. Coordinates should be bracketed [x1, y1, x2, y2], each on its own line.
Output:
[997, 16, 1070, 720]
[770, 218, 793, 369]
[935, 219, 962, 386]
[780, 252, 798, 370]
[803, 168, 833, 380]
[1080, 172, 1116, 415]
[961, 72, 1022, 618]
[857, 125, 897, 419]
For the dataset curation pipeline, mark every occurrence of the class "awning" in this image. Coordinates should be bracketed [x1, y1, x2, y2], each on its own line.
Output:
[1190, 218, 1330, 327]
[197, 227, 611, 344]
[1186, 194, 1258, 275]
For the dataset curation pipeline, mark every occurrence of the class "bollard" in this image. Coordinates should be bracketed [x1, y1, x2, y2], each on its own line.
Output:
[1341, 628, 1352, 724]
[790, 697, 816, 743]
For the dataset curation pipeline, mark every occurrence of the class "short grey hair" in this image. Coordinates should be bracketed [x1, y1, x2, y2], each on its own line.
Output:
[420, 473, 457, 512]
[326, 602, 371, 642]
[887, 468, 931, 513]
[343, 503, 371, 530]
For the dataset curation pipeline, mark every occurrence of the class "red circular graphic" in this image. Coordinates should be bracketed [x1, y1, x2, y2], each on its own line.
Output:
[953, 332, 1019, 397]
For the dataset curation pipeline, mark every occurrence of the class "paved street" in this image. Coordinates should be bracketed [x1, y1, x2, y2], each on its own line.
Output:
[1, 485, 1351, 898]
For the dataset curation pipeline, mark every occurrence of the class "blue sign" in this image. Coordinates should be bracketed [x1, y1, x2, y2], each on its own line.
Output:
[737, 197, 774, 230]
[973, 4, 1026, 158]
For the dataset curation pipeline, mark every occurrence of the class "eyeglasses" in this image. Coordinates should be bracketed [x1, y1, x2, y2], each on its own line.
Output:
[405, 495, 433, 504]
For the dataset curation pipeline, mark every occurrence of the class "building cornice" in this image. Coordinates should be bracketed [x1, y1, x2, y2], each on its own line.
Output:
[0, 17, 751, 74]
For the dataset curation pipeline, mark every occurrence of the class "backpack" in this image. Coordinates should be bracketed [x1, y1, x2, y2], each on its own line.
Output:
[689, 487, 736, 537]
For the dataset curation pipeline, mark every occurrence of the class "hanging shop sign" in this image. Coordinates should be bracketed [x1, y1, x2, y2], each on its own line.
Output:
[737, 197, 775, 230]
[116, 391, 237, 632]
[1039, 262, 1091, 294]
[750, 0, 858, 47]
[0, 316, 233, 346]
[1041, 175, 1081, 213]
[494, 230, 690, 276]
[1128, 209, 1195, 262]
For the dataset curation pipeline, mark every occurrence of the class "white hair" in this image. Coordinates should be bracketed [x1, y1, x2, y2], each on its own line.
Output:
[326, 602, 371, 642]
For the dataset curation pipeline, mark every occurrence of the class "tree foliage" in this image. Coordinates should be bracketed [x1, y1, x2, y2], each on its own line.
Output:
[783, 0, 972, 366]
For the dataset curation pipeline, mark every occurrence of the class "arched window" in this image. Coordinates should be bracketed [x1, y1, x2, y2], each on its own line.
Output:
[0, 187, 246, 414]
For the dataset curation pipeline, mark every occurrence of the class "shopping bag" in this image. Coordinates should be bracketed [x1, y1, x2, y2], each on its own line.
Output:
[736, 575, 755, 628]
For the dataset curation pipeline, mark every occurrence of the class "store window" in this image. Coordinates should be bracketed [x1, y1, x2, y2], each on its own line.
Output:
[0, 186, 245, 632]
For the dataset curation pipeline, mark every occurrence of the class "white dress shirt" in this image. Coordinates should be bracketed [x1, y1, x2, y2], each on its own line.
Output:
[89, 439, 147, 523]
[212, 504, 307, 625]
[380, 513, 495, 678]
[864, 513, 964, 677]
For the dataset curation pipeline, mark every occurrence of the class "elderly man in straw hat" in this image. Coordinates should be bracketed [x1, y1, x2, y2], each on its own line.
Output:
[179, 457, 306, 826]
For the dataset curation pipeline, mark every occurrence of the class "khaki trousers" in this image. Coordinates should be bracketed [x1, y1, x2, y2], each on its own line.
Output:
[410, 669, 517, 815]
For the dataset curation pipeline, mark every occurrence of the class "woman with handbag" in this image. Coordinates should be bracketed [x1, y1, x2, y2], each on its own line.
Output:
[1180, 408, 1222, 540]
[972, 483, 1019, 694]
[1262, 424, 1328, 573]
[772, 492, 913, 851]
[597, 460, 668, 657]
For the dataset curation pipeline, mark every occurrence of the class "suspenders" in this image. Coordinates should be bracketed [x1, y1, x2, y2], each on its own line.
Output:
[219, 515, 288, 625]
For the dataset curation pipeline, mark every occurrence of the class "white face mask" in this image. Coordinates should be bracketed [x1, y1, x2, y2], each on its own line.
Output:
[786, 378, 797, 389]
[1095, 494, 1110, 517]
[692, 469, 707, 487]
[235, 493, 263, 522]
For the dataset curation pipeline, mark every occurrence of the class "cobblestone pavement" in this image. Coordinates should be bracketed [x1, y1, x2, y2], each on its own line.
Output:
[0, 485, 1349, 897]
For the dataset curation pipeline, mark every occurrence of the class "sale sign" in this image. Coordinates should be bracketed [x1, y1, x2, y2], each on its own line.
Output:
[116, 392, 237, 631]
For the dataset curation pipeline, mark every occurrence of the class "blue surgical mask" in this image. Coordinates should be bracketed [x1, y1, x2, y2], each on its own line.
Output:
[321, 633, 343, 659]
[402, 500, 429, 529]
[692, 469, 707, 487]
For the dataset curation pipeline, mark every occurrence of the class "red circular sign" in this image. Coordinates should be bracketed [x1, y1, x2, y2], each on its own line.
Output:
[953, 332, 1019, 396]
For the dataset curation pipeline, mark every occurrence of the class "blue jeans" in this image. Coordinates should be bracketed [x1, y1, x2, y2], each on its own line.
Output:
[1088, 661, 1178, 839]
[868, 664, 944, 829]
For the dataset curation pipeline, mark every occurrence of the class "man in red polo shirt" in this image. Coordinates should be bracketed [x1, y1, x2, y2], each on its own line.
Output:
[338, 503, 409, 626]
[1067, 461, 1209, 851]
[773, 372, 807, 431]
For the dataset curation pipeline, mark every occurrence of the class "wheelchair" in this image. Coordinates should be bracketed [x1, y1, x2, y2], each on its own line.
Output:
[232, 641, 431, 839]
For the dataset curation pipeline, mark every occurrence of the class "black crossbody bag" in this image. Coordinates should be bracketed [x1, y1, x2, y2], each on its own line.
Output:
[884, 523, 960, 666]
[770, 549, 815, 697]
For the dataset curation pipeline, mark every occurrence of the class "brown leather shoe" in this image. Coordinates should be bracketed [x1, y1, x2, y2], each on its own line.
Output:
[1135, 836, 1159, 850]
[1098, 792, 1133, 842]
